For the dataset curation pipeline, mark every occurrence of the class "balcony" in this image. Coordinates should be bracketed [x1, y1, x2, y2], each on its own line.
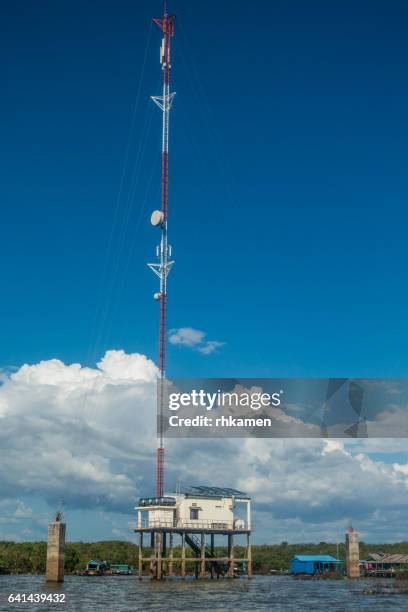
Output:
[132, 518, 250, 532]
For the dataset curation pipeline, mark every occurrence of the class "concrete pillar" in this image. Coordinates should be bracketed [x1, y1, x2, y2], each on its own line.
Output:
[181, 533, 186, 579]
[168, 532, 174, 576]
[150, 532, 164, 580]
[46, 519, 65, 583]
[210, 534, 214, 579]
[227, 534, 234, 579]
[138, 533, 143, 580]
[149, 532, 155, 579]
[247, 533, 252, 579]
[162, 532, 167, 576]
[200, 533, 206, 578]
[156, 533, 162, 580]
[345, 526, 360, 578]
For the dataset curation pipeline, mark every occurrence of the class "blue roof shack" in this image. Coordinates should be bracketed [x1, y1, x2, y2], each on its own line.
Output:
[290, 555, 342, 576]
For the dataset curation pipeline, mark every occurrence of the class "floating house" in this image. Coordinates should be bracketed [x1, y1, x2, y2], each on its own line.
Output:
[290, 555, 342, 576]
[362, 553, 408, 577]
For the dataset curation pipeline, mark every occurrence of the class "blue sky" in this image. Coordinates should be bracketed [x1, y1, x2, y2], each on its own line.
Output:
[1, 0, 408, 376]
[1, 0, 408, 543]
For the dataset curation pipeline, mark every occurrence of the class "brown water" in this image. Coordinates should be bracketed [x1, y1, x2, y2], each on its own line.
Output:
[1, 574, 406, 611]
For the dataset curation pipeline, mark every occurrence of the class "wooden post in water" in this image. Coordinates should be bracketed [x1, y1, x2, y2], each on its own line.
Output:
[181, 533, 186, 579]
[200, 533, 206, 577]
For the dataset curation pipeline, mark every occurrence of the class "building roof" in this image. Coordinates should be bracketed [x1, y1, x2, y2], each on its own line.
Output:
[182, 485, 248, 498]
[292, 555, 340, 563]
[367, 553, 408, 564]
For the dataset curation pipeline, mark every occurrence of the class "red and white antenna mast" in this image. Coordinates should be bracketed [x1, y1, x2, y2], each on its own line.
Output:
[148, 4, 176, 498]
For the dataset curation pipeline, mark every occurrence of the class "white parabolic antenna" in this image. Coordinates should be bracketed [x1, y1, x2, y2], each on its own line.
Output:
[151, 210, 164, 226]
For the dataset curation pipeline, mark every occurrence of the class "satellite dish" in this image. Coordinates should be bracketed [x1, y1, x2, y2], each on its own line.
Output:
[151, 210, 164, 226]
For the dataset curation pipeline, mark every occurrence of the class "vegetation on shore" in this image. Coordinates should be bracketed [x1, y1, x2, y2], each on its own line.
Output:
[2, 540, 408, 575]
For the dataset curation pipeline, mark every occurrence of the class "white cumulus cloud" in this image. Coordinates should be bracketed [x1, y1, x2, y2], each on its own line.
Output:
[168, 327, 224, 355]
[0, 350, 158, 514]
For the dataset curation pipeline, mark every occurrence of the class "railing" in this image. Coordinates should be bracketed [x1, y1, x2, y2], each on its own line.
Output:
[133, 518, 249, 531]
[138, 497, 176, 507]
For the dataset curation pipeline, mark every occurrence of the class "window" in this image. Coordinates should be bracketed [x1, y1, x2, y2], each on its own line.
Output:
[190, 508, 199, 520]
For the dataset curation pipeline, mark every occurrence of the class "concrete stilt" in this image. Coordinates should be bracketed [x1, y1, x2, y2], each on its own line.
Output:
[150, 532, 164, 580]
[210, 534, 215, 579]
[162, 532, 167, 577]
[200, 533, 206, 577]
[247, 533, 252, 579]
[227, 534, 234, 578]
[138, 533, 143, 580]
[156, 533, 162, 580]
[181, 532, 186, 579]
[168, 532, 174, 576]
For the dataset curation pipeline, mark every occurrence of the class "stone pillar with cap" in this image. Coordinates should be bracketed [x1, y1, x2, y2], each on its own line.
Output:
[46, 512, 65, 582]
[345, 525, 360, 578]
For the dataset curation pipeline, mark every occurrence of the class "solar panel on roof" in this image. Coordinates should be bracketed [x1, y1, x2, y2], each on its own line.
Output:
[183, 485, 247, 497]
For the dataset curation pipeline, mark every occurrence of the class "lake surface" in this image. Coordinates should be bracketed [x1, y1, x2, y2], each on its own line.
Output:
[1, 575, 407, 611]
